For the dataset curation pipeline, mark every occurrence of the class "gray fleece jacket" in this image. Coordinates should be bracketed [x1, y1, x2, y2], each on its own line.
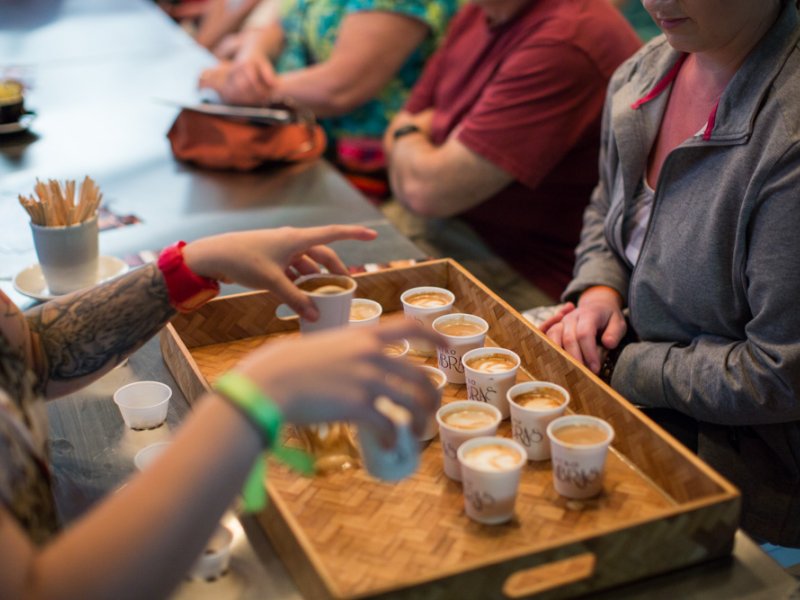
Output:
[564, 1, 800, 545]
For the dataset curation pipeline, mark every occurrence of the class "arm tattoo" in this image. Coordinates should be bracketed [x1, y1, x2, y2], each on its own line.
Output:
[25, 263, 176, 384]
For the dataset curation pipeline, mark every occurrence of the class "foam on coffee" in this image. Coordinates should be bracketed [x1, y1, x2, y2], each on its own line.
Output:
[552, 423, 608, 445]
[514, 388, 565, 410]
[298, 277, 351, 295]
[435, 318, 485, 337]
[442, 407, 497, 430]
[466, 353, 517, 373]
[351, 302, 379, 321]
[462, 443, 523, 471]
[404, 291, 451, 308]
[383, 342, 407, 357]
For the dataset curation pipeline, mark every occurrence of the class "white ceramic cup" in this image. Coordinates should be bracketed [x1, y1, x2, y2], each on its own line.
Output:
[400, 286, 455, 355]
[113, 381, 171, 430]
[508, 381, 570, 461]
[457, 436, 527, 525]
[435, 400, 501, 481]
[187, 525, 234, 581]
[462, 347, 521, 419]
[30, 215, 99, 295]
[357, 397, 419, 482]
[134, 441, 172, 471]
[546, 415, 615, 499]
[349, 298, 383, 327]
[432, 313, 489, 385]
[281, 273, 356, 333]
[418, 365, 446, 441]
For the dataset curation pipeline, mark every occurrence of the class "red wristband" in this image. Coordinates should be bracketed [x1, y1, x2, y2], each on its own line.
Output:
[157, 241, 220, 313]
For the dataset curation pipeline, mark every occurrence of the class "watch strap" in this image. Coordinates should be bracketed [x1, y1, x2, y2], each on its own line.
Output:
[392, 124, 422, 140]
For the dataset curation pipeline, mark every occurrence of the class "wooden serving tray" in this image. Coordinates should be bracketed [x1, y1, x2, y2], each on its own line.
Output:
[160, 259, 740, 599]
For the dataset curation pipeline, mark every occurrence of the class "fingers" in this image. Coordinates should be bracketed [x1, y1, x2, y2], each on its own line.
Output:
[291, 254, 322, 276]
[304, 245, 348, 275]
[558, 311, 603, 373]
[539, 302, 576, 333]
[601, 310, 628, 350]
[359, 404, 398, 448]
[296, 225, 378, 248]
[266, 269, 318, 321]
[374, 320, 446, 350]
[370, 357, 438, 436]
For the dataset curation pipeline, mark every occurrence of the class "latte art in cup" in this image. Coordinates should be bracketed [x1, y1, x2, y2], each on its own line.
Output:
[442, 407, 498, 430]
[462, 443, 523, 472]
[514, 388, 565, 410]
[404, 291, 452, 308]
[465, 353, 518, 373]
[434, 318, 485, 337]
[350, 302, 379, 321]
[552, 424, 609, 445]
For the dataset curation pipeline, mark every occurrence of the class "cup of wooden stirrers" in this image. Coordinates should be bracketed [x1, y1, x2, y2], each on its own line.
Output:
[19, 177, 102, 295]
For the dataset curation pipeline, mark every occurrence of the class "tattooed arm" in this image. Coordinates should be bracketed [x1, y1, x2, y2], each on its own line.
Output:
[24, 264, 175, 398]
[16, 225, 377, 399]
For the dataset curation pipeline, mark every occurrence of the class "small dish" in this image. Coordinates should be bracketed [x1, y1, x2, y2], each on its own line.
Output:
[13, 255, 128, 301]
[0, 112, 36, 135]
[134, 441, 172, 471]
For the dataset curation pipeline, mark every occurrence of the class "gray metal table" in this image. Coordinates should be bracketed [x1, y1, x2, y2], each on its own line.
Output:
[1, 1, 797, 598]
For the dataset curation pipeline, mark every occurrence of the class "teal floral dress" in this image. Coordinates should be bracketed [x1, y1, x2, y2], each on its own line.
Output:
[276, 0, 460, 145]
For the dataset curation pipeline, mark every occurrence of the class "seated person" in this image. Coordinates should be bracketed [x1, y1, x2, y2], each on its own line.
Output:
[198, 0, 460, 176]
[194, 0, 280, 57]
[383, 0, 640, 307]
[543, 0, 800, 547]
[0, 225, 441, 597]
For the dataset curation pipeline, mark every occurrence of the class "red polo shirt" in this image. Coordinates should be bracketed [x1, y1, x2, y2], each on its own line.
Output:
[405, 0, 641, 299]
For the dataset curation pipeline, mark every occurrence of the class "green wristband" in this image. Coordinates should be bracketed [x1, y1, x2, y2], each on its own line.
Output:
[214, 371, 314, 513]
[214, 371, 283, 449]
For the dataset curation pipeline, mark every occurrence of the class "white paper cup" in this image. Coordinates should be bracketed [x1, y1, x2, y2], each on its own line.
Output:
[187, 525, 234, 581]
[30, 215, 99, 295]
[462, 347, 520, 419]
[547, 415, 615, 499]
[113, 381, 171, 430]
[383, 338, 410, 359]
[134, 441, 172, 471]
[357, 397, 419, 481]
[457, 436, 526, 524]
[508, 381, 570, 461]
[349, 298, 383, 327]
[279, 273, 356, 333]
[436, 400, 501, 481]
[418, 365, 446, 441]
[432, 313, 489, 385]
[400, 286, 455, 355]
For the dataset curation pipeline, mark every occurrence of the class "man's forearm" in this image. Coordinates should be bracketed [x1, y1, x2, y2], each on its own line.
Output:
[25, 263, 176, 397]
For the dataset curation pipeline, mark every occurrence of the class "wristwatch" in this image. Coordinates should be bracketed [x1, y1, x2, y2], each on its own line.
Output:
[392, 124, 422, 141]
[157, 241, 220, 313]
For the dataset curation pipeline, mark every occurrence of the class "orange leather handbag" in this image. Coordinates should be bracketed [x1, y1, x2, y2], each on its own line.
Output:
[167, 102, 326, 170]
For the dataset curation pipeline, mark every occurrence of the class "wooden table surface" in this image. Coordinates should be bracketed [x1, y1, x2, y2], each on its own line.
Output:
[0, 1, 797, 598]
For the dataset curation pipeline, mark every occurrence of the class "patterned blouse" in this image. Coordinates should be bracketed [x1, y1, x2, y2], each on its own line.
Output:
[0, 329, 58, 544]
[276, 0, 460, 143]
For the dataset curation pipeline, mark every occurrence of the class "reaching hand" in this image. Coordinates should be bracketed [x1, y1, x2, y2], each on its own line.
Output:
[183, 225, 377, 320]
[233, 321, 445, 444]
[543, 287, 626, 373]
[198, 53, 277, 105]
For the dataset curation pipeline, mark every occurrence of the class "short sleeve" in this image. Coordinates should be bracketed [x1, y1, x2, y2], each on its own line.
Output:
[343, 0, 457, 42]
[457, 42, 608, 190]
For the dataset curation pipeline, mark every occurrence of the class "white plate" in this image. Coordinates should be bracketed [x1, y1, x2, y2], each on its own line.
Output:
[13, 255, 129, 301]
[0, 113, 35, 135]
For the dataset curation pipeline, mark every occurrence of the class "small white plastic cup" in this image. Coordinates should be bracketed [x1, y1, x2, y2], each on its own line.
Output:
[134, 441, 172, 471]
[357, 397, 420, 481]
[187, 525, 234, 581]
[436, 400, 501, 481]
[508, 381, 570, 461]
[400, 286, 455, 355]
[432, 313, 489, 385]
[349, 298, 383, 327]
[113, 381, 171, 430]
[462, 347, 520, 419]
[547, 415, 615, 499]
[457, 436, 527, 524]
[418, 365, 446, 441]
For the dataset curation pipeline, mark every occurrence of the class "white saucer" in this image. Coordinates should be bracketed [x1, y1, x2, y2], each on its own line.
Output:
[13, 255, 129, 301]
[0, 113, 35, 135]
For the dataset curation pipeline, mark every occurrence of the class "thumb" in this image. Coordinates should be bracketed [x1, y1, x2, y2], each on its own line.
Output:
[269, 272, 318, 321]
[601, 311, 627, 350]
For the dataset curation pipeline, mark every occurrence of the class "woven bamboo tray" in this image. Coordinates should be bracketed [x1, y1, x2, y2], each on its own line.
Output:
[160, 259, 740, 599]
